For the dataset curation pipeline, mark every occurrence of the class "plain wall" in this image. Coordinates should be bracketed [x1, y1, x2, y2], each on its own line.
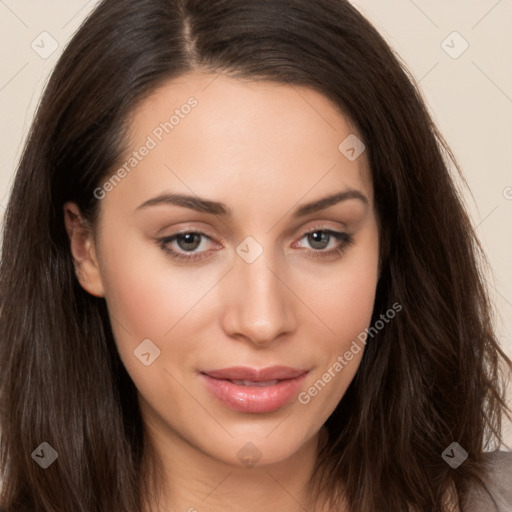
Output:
[0, 0, 511, 446]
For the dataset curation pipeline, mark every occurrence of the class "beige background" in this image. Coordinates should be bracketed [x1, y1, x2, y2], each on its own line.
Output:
[0, 0, 511, 447]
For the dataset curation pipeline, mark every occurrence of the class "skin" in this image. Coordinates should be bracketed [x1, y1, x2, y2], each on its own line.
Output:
[64, 71, 380, 512]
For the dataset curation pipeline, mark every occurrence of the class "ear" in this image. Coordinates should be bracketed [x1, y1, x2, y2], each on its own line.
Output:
[63, 202, 105, 298]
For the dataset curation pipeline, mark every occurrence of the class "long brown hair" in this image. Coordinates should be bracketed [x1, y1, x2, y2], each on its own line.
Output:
[1, 1, 510, 511]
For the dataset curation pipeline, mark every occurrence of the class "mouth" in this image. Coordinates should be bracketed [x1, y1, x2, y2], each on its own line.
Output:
[199, 366, 309, 414]
[229, 379, 280, 387]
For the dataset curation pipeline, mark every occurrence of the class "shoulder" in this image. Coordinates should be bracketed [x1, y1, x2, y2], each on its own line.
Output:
[465, 451, 512, 512]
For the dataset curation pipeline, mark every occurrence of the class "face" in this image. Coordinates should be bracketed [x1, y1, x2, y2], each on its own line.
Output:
[65, 71, 380, 469]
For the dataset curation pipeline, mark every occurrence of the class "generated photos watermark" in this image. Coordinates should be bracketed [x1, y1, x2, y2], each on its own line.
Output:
[93, 97, 198, 200]
[298, 302, 403, 405]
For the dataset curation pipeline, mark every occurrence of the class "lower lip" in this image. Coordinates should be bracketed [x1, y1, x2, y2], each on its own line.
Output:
[200, 373, 308, 413]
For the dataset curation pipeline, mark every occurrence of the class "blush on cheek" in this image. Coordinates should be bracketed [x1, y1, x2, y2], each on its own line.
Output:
[100, 253, 174, 337]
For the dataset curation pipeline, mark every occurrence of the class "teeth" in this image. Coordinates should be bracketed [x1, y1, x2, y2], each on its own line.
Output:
[231, 379, 279, 387]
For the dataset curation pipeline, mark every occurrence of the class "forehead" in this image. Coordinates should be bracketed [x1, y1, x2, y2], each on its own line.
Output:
[109, 71, 373, 213]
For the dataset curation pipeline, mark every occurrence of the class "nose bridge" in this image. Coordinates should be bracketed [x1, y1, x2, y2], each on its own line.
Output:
[222, 236, 295, 345]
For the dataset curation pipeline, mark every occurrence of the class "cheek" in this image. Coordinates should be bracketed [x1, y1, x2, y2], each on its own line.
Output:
[97, 240, 203, 414]
[97, 226, 210, 336]
[303, 225, 380, 345]
[296, 226, 379, 408]
[96, 224, 229, 390]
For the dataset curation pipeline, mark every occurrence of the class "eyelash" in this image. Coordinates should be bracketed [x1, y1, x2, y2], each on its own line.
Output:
[157, 228, 355, 263]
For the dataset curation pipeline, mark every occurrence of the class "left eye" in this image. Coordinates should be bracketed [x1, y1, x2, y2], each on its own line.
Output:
[297, 230, 344, 250]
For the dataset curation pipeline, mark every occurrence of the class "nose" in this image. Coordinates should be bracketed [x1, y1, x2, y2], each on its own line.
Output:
[219, 245, 297, 347]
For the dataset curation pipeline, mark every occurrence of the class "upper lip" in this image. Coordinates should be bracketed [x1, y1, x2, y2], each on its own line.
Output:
[202, 366, 308, 381]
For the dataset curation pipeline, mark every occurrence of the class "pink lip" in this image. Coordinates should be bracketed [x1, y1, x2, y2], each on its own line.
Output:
[200, 366, 308, 413]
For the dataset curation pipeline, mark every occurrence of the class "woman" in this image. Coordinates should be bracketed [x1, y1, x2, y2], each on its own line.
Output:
[0, 0, 510, 510]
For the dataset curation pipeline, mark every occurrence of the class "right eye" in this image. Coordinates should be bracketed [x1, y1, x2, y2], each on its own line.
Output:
[157, 231, 219, 262]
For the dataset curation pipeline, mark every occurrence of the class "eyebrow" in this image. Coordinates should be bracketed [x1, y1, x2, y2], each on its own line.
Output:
[136, 189, 368, 217]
